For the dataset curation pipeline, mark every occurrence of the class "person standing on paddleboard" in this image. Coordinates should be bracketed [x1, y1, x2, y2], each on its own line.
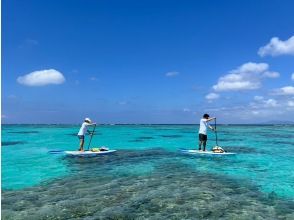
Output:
[198, 114, 216, 151]
[77, 118, 96, 151]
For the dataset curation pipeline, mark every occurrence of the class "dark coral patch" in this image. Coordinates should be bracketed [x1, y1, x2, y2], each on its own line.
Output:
[2, 141, 27, 146]
[2, 149, 294, 219]
[159, 135, 183, 138]
[137, 136, 154, 140]
[8, 131, 39, 134]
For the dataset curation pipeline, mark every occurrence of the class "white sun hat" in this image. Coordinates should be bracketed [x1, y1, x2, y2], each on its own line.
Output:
[84, 117, 92, 123]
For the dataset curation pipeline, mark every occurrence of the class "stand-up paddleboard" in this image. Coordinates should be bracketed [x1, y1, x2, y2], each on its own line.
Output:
[50, 123, 118, 157]
[180, 149, 236, 155]
[64, 149, 117, 157]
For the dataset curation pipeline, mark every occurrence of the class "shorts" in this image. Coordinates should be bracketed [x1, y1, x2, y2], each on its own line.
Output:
[78, 135, 85, 140]
[199, 133, 207, 141]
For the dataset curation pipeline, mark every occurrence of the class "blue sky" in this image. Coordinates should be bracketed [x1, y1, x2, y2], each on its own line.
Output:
[2, 0, 294, 124]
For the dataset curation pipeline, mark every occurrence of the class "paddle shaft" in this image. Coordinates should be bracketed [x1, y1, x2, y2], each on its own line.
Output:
[214, 118, 218, 146]
[87, 124, 96, 150]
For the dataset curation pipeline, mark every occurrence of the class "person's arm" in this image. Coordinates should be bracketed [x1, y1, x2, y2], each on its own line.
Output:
[208, 124, 215, 131]
[86, 122, 96, 126]
[86, 122, 97, 135]
[206, 118, 216, 131]
[206, 117, 216, 122]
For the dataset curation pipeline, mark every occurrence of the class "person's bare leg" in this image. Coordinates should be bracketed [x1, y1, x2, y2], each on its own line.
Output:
[79, 139, 84, 151]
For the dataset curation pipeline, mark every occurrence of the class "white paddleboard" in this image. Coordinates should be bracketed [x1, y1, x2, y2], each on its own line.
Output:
[64, 150, 117, 157]
[180, 149, 236, 155]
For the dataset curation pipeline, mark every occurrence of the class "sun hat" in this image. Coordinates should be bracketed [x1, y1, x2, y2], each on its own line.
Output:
[84, 117, 92, 123]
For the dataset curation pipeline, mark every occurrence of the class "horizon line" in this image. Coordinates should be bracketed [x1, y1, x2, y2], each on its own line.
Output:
[2, 123, 294, 126]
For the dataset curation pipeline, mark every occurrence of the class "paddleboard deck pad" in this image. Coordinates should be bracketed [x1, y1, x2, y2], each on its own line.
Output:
[180, 149, 236, 155]
[64, 150, 117, 157]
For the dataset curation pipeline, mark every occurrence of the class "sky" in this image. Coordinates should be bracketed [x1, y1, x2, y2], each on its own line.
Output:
[2, 0, 294, 124]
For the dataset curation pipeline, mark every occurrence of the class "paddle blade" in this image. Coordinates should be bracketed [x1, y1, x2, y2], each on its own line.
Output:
[48, 150, 64, 154]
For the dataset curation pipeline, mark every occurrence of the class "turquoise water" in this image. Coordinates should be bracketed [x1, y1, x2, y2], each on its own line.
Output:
[2, 124, 294, 219]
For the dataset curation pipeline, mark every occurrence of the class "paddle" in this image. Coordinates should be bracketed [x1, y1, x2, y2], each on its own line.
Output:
[87, 123, 96, 150]
[213, 118, 227, 153]
[48, 150, 64, 154]
[214, 118, 219, 146]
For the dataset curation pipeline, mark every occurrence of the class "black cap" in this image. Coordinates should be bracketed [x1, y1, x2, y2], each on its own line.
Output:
[203, 113, 209, 118]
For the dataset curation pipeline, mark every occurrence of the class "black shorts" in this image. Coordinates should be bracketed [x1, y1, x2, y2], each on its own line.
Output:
[199, 134, 207, 141]
[78, 135, 85, 140]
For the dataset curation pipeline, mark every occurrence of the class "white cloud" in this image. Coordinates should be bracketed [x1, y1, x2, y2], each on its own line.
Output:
[183, 108, 191, 112]
[165, 71, 179, 77]
[254, 96, 264, 101]
[17, 69, 65, 86]
[262, 71, 280, 78]
[264, 99, 278, 107]
[251, 97, 278, 108]
[231, 62, 268, 73]
[206, 95, 294, 122]
[258, 36, 294, 57]
[292, 73, 294, 81]
[205, 93, 220, 100]
[273, 86, 294, 95]
[213, 80, 260, 91]
[213, 62, 278, 91]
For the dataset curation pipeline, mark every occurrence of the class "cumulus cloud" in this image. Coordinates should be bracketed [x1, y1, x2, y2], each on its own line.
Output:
[262, 71, 280, 78]
[250, 97, 278, 108]
[272, 86, 294, 95]
[213, 62, 278, 91]
[206, 95, 294, 122]
[205, 93, 220, 100]
[17, 69, 65, 86]
[258, 36, 294, 57]
[165, 71, 179, 77]
[231, 62, 268, 73]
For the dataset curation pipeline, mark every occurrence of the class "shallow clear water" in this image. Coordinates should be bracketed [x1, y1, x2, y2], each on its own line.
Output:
[2, 124, 294, 219]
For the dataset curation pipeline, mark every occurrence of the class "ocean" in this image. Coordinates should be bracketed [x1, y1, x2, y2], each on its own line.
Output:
[1, 124, 294, 219]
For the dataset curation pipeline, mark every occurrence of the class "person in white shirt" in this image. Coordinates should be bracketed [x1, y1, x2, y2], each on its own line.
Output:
[198, 114, 216, 151]
[77, 117, 96, 151]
